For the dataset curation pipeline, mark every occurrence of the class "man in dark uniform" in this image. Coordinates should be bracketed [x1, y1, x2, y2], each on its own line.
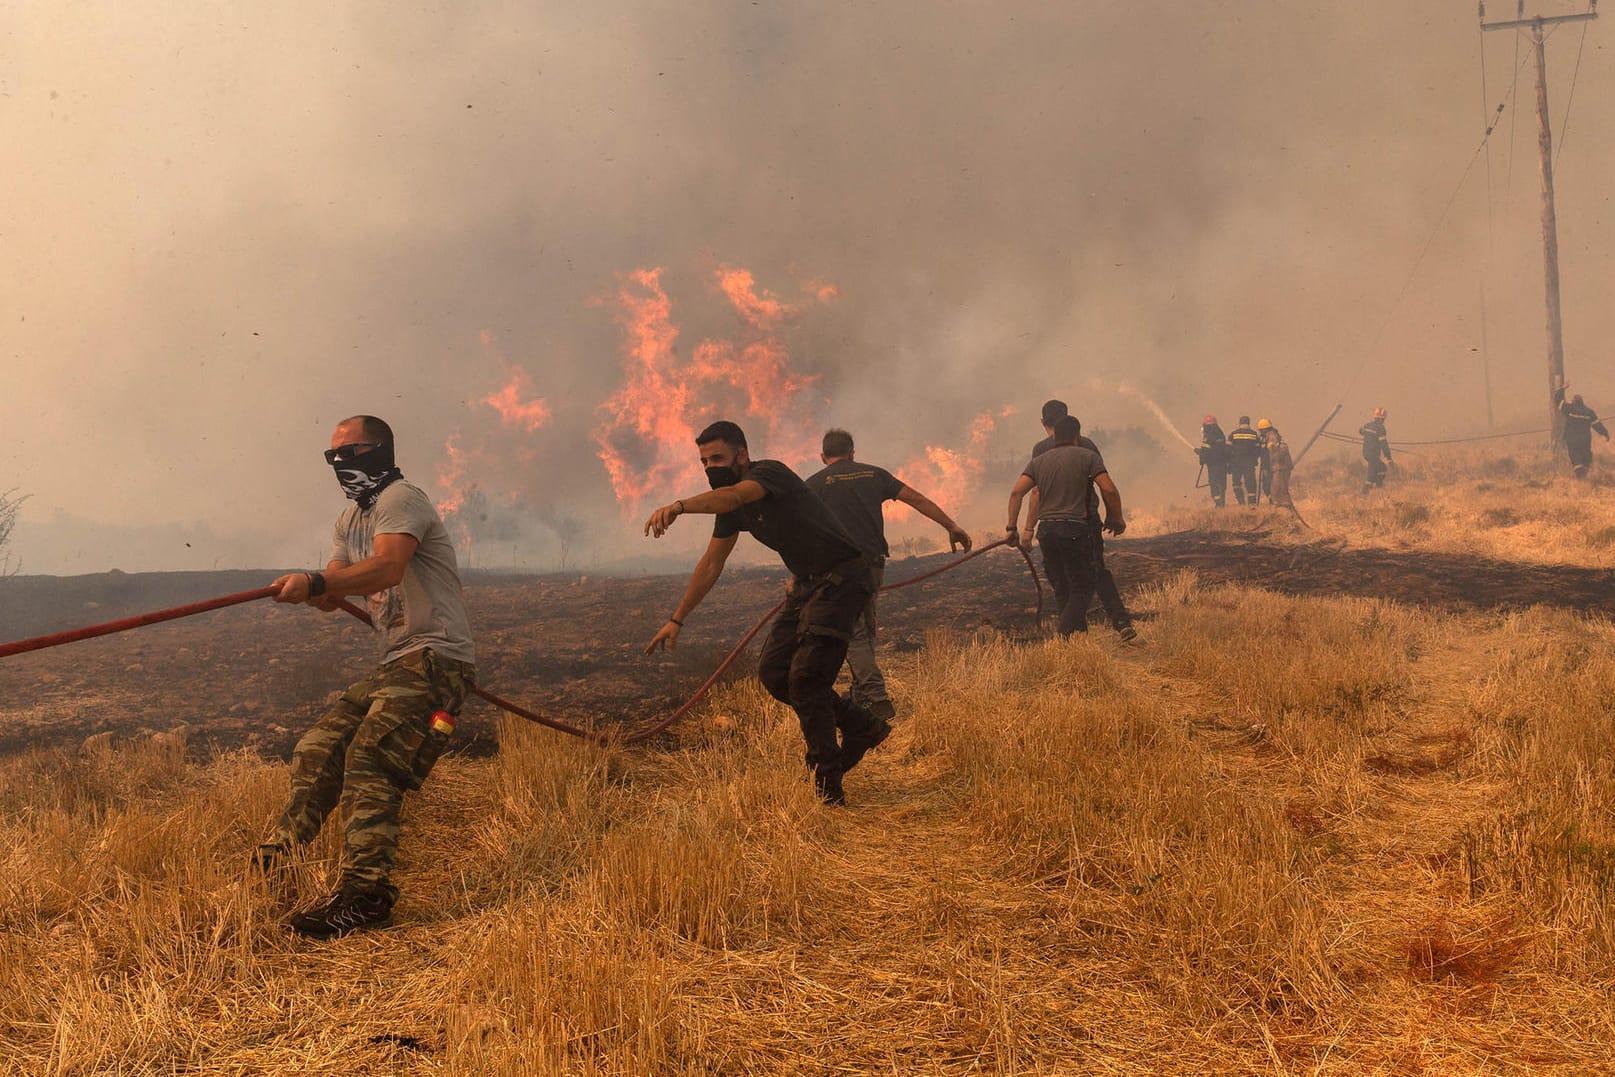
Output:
[1228, 416, 1262, 507]
[1027, 400, 1136, 641]
[1360, 407, 1392, 493]
[1007, 416, 1126, 636]
[1197, 415, 1229, 508]
[644, 421, 890, 805]
[1256, 418, 1276, 500]
[806, 429, 972, 723]
[1555, 387, 1610, 478]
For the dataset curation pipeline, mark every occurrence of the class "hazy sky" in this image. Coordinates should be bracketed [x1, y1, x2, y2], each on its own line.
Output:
[4, 1, 1612, 573]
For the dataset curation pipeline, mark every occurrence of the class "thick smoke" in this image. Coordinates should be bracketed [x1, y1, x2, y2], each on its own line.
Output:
[4, 1, 1612, 572]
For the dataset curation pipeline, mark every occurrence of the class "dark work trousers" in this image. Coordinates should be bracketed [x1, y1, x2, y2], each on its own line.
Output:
[757, 570, 881, 778]
[1037, 519, 1099, 636]
[843, 558, 888, 708]
[1364, 451, 1388, 488]
[1088, 522, 1132, 631]
[1230, 460, 1259, 505]
[1205, 462, 1228, 507]
[1566, 432, 1594, 477]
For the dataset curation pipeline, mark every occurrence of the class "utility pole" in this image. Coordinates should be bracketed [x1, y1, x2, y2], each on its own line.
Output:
[1479, 1, 1597, 449]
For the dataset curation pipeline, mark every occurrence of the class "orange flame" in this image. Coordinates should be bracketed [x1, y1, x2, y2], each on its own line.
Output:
[897, 405, 1017, 513]
[594, 264, 832, 509]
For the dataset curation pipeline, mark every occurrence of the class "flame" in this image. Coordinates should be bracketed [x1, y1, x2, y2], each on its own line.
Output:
[483, 373, 551, 432]
[480, 331, 551, 432]
[897, 405, 1017, 513]
[435, 433, 470, 518]
[593, 264, 831, 509]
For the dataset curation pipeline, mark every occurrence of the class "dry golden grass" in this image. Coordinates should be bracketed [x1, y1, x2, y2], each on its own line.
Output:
[1137, 441, 1615, 569]
[6, 467, 1615, 1073]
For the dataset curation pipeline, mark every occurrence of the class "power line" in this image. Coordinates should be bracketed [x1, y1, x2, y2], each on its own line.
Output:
[1556, 17, 1592, 162]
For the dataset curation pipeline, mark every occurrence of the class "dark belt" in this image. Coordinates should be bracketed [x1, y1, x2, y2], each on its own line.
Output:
[795, 554, 869, 590]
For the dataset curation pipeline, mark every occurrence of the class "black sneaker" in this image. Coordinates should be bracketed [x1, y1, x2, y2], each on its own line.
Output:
[866, 700, 898, 723]
[289, 888, 394, 940]
[814, 768, 846, 806]
[839, 717, 892, 773]
[1115, 624, 1138, 643]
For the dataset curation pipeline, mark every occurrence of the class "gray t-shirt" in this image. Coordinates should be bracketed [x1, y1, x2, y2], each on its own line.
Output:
[329, 480, 476, 665]
[1022, 444, 1107, 524]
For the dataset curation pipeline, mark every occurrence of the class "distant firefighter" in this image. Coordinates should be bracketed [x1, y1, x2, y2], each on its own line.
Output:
[1256, 418, 1276, 499]
[1260, 422, 1294, 508]
[1555, 387, 1609, 479]
[1359, 407, 1392, 493]
[1006, 416, 1126, 636]
[1227, 416, 1262, 507]
[1197, 415, 1229, 508]
[1027, 400, 1136, 641]
[807, 428, 972, 723]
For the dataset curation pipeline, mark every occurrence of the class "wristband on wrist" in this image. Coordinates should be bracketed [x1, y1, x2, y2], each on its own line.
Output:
[306, 571, 327, 597]
[674, 499, 686, 515]
[669, 616, 684, 627]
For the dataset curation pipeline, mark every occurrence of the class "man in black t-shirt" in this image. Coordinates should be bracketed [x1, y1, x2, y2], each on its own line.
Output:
[807, 428, 972, 722]
[644, 421, 891, 805]
[1028, 400, 1136, 641]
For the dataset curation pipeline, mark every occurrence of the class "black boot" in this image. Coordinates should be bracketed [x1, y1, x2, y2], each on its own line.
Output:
[288, 886, 394, 939]
[814, 766, 846, 806]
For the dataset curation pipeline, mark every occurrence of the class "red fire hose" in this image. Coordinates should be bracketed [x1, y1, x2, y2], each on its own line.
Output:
[0, 538, 1043, 744]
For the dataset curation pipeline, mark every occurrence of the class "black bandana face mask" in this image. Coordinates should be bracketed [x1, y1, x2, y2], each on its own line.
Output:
[330, 442, 403, 508]
[705, 464, 741, 489]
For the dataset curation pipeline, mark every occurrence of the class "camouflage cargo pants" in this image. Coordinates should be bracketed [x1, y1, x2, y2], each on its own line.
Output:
[270, 647, 474, 900]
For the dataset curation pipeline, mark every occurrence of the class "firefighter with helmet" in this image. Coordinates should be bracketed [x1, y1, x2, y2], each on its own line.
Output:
[1227, 416, 1262, 506]
[1197, 415, 1229, 508]
[1360, 407, 1392, 493]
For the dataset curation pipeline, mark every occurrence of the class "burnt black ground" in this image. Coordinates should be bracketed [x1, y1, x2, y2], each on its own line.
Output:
[1, 530, 1609, 761]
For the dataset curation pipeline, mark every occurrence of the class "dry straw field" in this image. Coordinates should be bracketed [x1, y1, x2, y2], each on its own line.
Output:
[4, 445, 1615, 1074]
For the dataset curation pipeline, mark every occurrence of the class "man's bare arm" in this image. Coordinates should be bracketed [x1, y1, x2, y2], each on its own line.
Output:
[1006, 475, 1035, 547]
[645, 480, 768, 538]
[272, 536, 417, 605]
[895, 485, 972, 551]
[645, 534, 739, 653]
[1095, 472, 1126, 535]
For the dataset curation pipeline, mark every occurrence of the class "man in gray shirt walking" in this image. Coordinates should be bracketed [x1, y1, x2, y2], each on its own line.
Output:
[1006, 416, 1126, 636]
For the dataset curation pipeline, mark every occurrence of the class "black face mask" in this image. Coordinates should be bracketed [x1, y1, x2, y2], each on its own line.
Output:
[705, 464, 741, 489]
[330, 443, 403, 509]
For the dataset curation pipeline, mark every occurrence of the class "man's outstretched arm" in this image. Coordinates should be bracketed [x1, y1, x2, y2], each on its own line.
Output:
[895, 485, 972, 551]
[645, 534, 739, 653]
[644, 482, 768, 538]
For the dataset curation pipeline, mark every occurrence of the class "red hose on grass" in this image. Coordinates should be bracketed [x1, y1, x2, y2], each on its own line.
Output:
[0, 587, 278, 660]
[0, 538, 1043, 742]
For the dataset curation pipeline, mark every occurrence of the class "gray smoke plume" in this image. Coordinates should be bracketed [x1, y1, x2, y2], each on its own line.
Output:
[5, 1, 1612, 571]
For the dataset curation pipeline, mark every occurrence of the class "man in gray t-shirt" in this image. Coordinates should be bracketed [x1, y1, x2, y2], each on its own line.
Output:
[1006, 416, 1127, 636]
[257, 414, 477, 939]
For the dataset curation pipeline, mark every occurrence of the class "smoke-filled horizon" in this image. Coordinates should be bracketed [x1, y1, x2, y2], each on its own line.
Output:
[5, 1, 1613, 574]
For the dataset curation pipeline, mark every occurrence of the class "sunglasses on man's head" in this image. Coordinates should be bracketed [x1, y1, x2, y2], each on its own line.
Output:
[324, 442, 383, 464]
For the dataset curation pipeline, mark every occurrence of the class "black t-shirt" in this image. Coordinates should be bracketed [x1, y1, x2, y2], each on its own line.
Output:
[713, 459, 863, 578]
[805, 459, 905, 559]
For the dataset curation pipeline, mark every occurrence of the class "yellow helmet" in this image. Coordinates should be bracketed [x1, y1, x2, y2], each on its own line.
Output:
[1256, 418, 1272, 431]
